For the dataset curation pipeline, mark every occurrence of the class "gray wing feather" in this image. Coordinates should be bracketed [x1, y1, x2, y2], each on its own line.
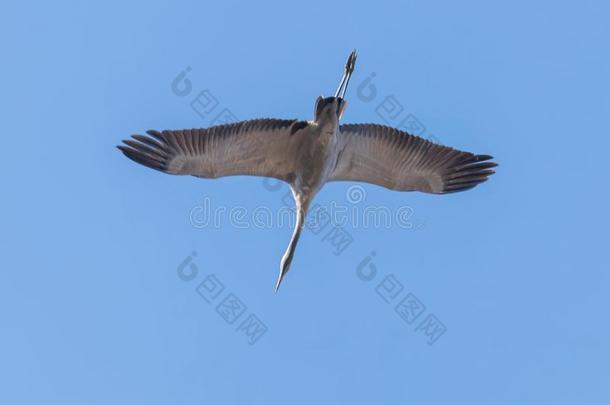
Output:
[118, 118, 306, 182]
[330, 124, 497, 194]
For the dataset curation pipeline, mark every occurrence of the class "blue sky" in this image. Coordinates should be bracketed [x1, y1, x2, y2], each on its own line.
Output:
[1, 0, 609, 404]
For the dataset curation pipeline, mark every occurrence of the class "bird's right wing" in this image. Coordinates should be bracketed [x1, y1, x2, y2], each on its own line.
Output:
[118, 118, 309, 182]
[330, 124, 497, 194]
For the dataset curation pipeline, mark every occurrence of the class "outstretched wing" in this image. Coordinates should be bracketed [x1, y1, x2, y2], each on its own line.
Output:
[118, 118, 308, 182]
[330, 124, 497, 194]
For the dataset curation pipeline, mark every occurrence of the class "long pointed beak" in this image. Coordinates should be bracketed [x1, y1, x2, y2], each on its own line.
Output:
[335, 49, 357, 99]
[274, 270, 286, 292]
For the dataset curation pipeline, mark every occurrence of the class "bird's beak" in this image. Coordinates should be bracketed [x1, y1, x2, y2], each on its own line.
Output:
[335, 49, 357, 99]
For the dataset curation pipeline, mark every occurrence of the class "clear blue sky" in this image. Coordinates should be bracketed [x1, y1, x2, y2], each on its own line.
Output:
[1, 0, 609, 404]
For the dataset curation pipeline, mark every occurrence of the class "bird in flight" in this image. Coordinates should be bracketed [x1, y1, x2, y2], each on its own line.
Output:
[118, 50, 497, 291]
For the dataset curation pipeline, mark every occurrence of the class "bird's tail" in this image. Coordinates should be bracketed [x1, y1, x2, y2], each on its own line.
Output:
[275, 189, 310, 291]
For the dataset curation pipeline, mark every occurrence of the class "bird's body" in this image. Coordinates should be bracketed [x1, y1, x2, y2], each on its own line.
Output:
[118, 51, 497, 290]
[294, 105, 343, 192]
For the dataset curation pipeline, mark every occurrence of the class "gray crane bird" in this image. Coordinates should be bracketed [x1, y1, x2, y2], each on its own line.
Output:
[118, 50, 497, 290]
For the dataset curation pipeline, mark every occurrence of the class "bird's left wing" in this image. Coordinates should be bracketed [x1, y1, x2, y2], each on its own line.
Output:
[330, 124, 497, 194]
[118, 118, 308, 182]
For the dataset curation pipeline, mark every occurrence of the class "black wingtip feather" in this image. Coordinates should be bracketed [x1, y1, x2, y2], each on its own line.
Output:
[441, 154, 497, 194]
[117, 132, 173, 173]
[145, 129, 165, 143]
